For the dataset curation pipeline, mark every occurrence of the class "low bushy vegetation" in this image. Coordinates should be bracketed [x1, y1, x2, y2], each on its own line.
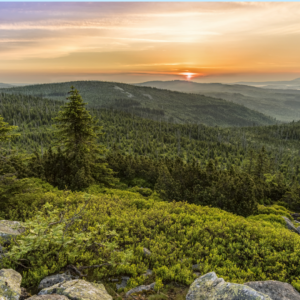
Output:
[2, 184, 300, 292]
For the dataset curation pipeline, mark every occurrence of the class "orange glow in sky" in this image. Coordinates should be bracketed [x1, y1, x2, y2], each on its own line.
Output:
[180, 73, 198, 80]
[1, 2, 300, 84]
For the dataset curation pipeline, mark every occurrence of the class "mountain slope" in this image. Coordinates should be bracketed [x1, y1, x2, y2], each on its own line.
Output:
[237, 77, 300, 90]
[137, 80, 300, 122]
[0, 80, 276, 127]
[0, 83, 14, 88]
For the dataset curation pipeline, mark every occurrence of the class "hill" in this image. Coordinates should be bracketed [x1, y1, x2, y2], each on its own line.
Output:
[137, 80, 300, 123]
[1, 92, 300, 185]
[237, 77, 300, 90]
[0, 81, 276, 127]
[0, 83, 14, 88]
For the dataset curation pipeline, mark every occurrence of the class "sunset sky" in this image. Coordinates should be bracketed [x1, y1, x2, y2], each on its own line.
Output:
[1, 2, 300, 84]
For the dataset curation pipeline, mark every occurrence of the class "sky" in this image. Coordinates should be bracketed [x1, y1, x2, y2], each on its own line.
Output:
[1, 2, 300, 84]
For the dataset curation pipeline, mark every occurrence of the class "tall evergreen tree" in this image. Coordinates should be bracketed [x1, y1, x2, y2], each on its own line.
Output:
[53, 87, 116, 190]
[0, 114, 18, 145]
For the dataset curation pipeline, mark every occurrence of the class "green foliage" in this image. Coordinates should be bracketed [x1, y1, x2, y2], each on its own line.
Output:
[0, 114, 19, 144]
[51, 87, 116, 190]
[3, 189, 300, 292]
[2, 196, 133, 287]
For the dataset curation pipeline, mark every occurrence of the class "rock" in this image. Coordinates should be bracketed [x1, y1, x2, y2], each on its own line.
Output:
[295, 220, 300, 224]
[143, 248, 151, 256]
[0, 225, 20, 243]
[192, 264, 200, 271]
[186, 272, 272, 300]
[27, 295, 69, 300]
[143, 270, 153, 278]
[38, 274, 72, 290]
[0, 221, 25, 234]
[38, 279, 112, 300]
[116, 277, 130, 290]
[282, 216, 298, 233]
[125, 283, 155, 297]
[291, 213, 300, 219]
[245, 280, 300, 300]
[0, 269, 22, 300]
[297, 227, 300, 234]
[20, 287, 31, 300]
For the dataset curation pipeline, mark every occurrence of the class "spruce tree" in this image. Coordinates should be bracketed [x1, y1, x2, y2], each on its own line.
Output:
[54, 87, 116, 190]
[0, 114, 18, 144]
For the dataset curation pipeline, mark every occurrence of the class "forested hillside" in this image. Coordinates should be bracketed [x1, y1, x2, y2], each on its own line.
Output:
[137, 80, 300, 122]
[0, 81, 276, 126]
[2, 87, 300, 297]
[1, 90, 300, 211]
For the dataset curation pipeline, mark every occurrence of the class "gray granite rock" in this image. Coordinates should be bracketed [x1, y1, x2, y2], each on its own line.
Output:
[38, 279, 112, 300]
[0, 225, 20, 243]
[0, 269, 22, 300]
[143, 270, 153, 278]
[125, 283, 155, 297]
[282, 216, 298, 233]
[27, 295, 69, 300]
[116, 277, 130, 290]
[245, 280, 300, 300]
[143, 248, 151, 256]
[38, 274, 72, 290]
[186, 272, 272, 300]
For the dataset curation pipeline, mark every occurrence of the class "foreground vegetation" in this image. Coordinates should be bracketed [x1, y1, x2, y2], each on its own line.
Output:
[2, 184, 300, 293]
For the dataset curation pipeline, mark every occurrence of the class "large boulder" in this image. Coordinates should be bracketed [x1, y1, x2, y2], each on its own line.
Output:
[245, 280, 300, 300]
[38, 279, 112, 300]
[27, 295, 69, 300]
[38, 274, 72, 290]
[186, 272, 272, 300]
[0, 221, 25, 234]
[282, 217, 299, 234]
[0, 269, 22, 300]
[125, 283, 155, 297]
[0, 221, 25, 244]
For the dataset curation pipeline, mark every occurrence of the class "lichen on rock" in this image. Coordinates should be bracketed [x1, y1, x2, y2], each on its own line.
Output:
[38, 279, 112, 300]
[186, 272, 272, 300]
[0, 269, 22, 300]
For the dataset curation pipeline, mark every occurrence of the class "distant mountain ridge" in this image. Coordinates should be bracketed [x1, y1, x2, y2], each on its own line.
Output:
[236, 77, 300, 90]
[137, 80, 300, 123]
[0, 83, 14, 88]
[0, 80, 275, 127]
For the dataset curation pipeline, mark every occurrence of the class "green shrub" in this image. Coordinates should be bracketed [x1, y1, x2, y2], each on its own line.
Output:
[4, 189, 300, 292]
[257, 204, 291, 219]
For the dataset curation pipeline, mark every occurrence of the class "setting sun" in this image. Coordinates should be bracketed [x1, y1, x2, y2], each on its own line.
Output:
[180, 72, 197, 80]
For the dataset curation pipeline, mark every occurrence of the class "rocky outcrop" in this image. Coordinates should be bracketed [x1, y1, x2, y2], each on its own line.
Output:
[282, 216, 299, 233]
[38, 274, 72, 290]
[0, 221, 25, 244]
[186, 272, 272, 300]
[245, 280, 300, 300]
[125, 283, 155, 297]
[0, 221, 25, 234]
[27, 295, 69, 300]
[143, 248, 151, 256]
[38, 279, 112, 300]
[116, 277, 130, 290]
[0, 269, 22, 300]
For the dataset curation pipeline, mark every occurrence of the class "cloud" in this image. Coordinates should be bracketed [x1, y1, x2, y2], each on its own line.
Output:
[1, 2, 300, 83]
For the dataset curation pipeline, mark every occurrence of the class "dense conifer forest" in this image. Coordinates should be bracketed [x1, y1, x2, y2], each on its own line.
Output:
[2, 86, 300, 298]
